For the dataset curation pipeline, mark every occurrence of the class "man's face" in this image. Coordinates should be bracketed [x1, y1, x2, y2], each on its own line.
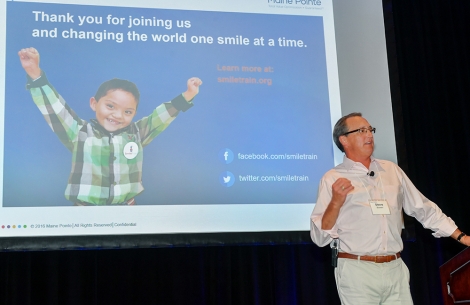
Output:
[90, 89, 137, 132]
[340, 116, 375, 161]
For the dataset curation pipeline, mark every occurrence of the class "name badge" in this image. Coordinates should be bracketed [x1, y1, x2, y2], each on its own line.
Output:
[369, 199, 391, 215]
[123, 142, 139, 160]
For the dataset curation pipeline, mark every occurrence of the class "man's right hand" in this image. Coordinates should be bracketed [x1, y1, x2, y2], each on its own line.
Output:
[321, 178, 354, 230]
[18, 47, 41, 79]
[331, 178, 354, 208]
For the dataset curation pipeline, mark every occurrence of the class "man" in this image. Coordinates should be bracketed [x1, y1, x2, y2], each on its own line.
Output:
[310, 112, 469, 305]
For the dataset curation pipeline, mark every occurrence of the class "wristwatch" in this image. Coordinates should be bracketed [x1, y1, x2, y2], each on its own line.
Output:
[457, 232, 466, 243]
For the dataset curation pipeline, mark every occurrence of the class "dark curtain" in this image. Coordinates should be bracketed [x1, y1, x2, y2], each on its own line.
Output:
[386, 0, 470, 304]
[0, 245, 339, 304]
[2, 1, 470, 304]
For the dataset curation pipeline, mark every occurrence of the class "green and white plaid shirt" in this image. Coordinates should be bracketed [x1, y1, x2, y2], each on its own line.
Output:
[27, 73, 193, 205]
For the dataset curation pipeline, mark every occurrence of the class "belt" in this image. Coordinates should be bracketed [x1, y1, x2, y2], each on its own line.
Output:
[338, 252, 401, 263]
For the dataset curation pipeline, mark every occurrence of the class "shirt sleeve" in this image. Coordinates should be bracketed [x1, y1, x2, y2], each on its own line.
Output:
[136, 94, 194, 147]
[27, 72, 84, 151]
[398, 166, 457, 237]
[310, 176, 338, 247]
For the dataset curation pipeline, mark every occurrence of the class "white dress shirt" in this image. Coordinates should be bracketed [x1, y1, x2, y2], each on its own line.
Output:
[310, 156, 457, 256]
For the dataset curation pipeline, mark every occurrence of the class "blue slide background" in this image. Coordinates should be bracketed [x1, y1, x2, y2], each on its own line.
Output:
[3, 2, 334, 206]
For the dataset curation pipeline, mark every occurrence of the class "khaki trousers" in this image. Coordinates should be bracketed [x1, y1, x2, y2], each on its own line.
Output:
[334, 258, 413, 305]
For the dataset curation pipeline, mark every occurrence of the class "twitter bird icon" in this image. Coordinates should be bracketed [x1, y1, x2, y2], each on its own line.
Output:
[220, 171, 235, 187]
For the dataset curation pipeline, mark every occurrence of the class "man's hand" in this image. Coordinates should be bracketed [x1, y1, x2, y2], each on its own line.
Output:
[183, 77, 202, 102]
[321, 178, 354, 230]
[331, 178, 354, 207]
[18, 47, 41, 79]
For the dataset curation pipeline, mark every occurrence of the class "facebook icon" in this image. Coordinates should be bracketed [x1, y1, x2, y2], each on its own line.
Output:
[218, 148, 234, 164]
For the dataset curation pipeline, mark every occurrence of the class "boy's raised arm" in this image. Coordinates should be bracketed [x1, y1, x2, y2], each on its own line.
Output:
[182, 77, 202, 102]
[18, 47, 41, 80]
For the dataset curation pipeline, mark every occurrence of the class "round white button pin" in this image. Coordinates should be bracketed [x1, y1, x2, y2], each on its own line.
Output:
[123, 142, 139, 160]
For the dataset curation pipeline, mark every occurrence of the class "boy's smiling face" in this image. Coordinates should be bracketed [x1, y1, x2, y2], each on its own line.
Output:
[90, 89, 137, 132]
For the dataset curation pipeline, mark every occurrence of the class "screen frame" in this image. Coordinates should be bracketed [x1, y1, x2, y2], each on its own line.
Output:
[0, 0, 402, 250]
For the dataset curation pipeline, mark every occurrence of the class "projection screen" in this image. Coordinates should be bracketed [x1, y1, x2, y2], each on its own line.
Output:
[0, 0, 396, 247]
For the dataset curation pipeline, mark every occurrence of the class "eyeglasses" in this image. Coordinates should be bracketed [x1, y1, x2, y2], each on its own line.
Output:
[342, 127, 376, 136]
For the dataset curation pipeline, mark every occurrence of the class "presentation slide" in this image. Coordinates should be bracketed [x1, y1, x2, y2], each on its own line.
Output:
[0, 0, 395, 239]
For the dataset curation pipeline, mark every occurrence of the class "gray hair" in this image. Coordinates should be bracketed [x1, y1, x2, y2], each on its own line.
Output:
[333, 112, 362, 152]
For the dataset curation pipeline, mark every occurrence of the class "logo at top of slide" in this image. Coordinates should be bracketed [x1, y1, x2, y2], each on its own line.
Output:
[219, 148, 234, 164]
[219, 171, 235, 187]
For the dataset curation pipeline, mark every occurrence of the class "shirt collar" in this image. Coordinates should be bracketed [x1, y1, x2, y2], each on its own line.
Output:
[341, 155, 382, 172]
